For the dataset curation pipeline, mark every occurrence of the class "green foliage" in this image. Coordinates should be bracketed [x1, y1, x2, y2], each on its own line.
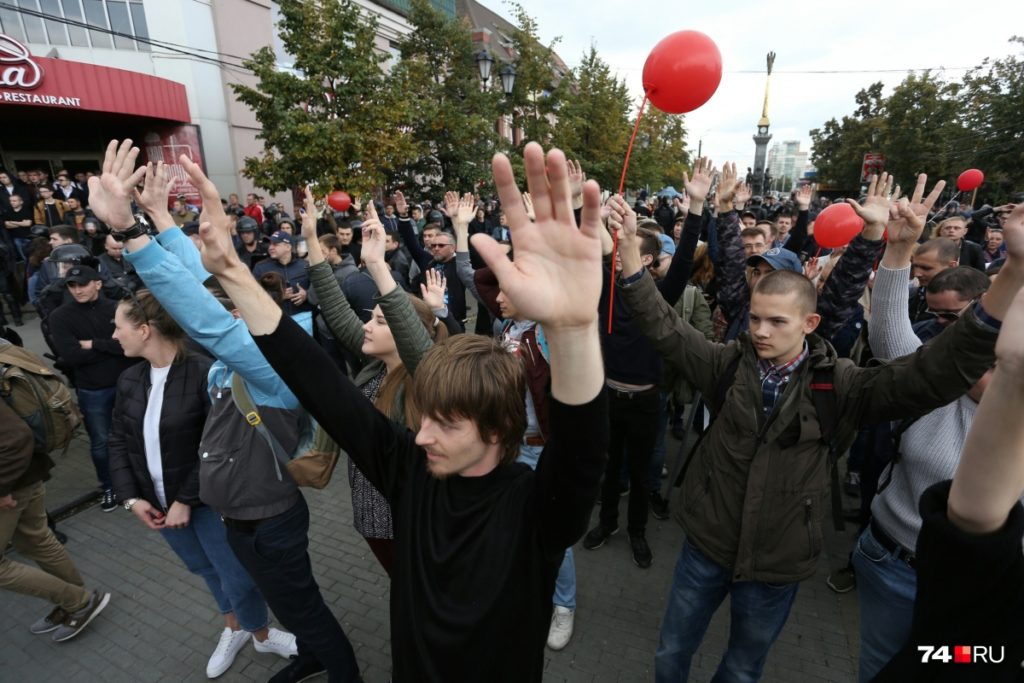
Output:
[387, 0, 502, 196]
[550, 46, 632, 190]
[230, 0, 415, 195]
[810, 38, 1024, 201]
[627, 109, 690, 192]
[506, 3, 564, 151]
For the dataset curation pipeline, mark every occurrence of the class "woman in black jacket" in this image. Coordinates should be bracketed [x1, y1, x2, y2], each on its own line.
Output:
[108, 290, 296, 679]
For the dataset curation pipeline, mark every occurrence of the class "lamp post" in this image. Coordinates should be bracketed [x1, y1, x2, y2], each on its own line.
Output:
[475, 49, 494, 84]
[499, 64, 517, 96]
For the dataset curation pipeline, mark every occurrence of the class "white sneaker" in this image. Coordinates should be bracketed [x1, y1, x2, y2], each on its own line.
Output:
[253, 627, 298, 659]
[547, 606, 575, 650]
[206, 627, 251, 679]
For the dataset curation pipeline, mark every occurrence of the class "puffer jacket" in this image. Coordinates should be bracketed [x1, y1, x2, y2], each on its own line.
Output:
[108, 353, 212, 509]
[621, 269, 999, 583]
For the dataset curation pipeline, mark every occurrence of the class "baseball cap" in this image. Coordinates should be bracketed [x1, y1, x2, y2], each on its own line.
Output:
[181, 221, 200, 236]
[65, 265, 101, 285]
[269, 231, 293, 245]
[740, 210, 757, 221]
[747, 247, 803, 274]
[657, 234, 677, 257]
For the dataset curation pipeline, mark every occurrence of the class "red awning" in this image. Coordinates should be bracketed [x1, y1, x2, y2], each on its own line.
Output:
[0, 55, 190, 123]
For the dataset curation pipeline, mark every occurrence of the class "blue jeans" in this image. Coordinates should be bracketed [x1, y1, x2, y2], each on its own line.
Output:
[518, 443, 577, 610]
[160, 505, 268, 632]
[225, 497, 359, 681]
[851, 526, 916, 683]
[655, 540, 799, 683]
[77, 387, 116, 490]
[649, 392, 671, 492]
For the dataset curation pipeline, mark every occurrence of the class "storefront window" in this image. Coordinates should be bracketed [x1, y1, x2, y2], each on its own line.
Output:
[0, 2, 28, 42]
[104, 0, 132, 49]
[0, 0, 150, 50]
[15, 0, 47, 45]
[58, 0, 89, 45]
[38, 0, 68, 45]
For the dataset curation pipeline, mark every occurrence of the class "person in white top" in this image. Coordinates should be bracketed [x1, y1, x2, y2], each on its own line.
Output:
[107, 290, 298, 679]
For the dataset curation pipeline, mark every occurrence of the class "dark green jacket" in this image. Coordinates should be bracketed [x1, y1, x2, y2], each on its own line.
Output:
[621, 270, 998, 582]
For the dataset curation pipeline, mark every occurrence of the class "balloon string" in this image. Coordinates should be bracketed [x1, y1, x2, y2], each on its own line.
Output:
[609, 93, 650, 334]
[618, 94, 650, 195]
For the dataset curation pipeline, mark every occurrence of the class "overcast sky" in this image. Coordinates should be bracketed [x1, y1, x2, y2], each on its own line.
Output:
[490, 0, 1023, 174]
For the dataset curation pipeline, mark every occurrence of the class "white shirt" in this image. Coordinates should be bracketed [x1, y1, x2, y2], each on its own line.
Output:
[144, 364, 171, 509]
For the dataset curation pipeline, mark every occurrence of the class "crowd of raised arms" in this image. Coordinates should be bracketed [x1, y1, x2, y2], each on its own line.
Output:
[1, 136, 1022, 683]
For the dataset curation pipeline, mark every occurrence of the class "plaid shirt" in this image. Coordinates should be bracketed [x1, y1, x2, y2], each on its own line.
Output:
[757, 343, 809, 416]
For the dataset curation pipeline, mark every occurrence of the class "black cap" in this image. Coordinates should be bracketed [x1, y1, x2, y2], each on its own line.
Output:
[182, 221, 200, 236]
[237, 216, 259, 233]
[65, 265, 102, 285]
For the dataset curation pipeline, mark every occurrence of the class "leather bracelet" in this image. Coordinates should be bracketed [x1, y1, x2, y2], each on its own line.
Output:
[110, 221, 148, 242]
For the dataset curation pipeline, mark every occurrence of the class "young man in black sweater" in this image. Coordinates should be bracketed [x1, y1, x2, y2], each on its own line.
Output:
[188, 142, 608, 682]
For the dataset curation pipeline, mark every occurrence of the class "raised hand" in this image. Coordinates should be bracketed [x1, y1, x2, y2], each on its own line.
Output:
[133, 161, 174, 219]
[360, 203, 387, 266]
[673, 194, 691, 214]
[716, 162, 740, 209]
[734, 183, 752, 209]
[181, 157, 240, 276]
[886, 173, 946, 247]
[522, 192, 536, 222]
[682, 157, 715, 209]
[1001, 203, 1024, 262]
[470, 143, 603, 331]
[444, 190, 459, 218]
[846, 173, 894, 237]
[87, 139, 147, 231]
[567, 159, 584, 196]
[804, 256, 822, 281]
[456, 192, 476, 227]
[795, 183, 815, 211]
[420, 268, 447, 310]
[300, 186, 318, 242]
[393, 191, 408, 216]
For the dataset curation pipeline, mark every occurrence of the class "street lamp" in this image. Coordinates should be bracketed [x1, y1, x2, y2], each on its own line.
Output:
[475, 49, 494, 83]
[499, 64, 516, 96]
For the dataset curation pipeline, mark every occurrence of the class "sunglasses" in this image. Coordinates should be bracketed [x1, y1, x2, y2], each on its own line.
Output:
[925, 298, 976, 322]
[428, 243, 453, 250]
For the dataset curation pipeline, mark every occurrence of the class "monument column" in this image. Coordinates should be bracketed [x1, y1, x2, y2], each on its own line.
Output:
[752, 52, 775, 196]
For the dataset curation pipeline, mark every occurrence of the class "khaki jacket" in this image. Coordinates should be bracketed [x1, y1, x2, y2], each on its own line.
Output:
[621, 271, 998, 582]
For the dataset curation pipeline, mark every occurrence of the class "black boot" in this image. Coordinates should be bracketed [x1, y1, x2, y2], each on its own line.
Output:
[3, 294, 22, 326]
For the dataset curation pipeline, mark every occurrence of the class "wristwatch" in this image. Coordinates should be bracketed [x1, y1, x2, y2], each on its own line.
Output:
[110, 214, 150, 242]
[123, 498, 140, 511]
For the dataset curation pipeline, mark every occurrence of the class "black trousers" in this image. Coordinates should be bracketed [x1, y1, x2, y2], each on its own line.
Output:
[225, 497, 360, 682]
[599, 389, 661, 535]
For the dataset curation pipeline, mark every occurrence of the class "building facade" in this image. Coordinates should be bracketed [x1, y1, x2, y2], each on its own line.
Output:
[766, 140, 809, 193]
[0, 0, 449, 209]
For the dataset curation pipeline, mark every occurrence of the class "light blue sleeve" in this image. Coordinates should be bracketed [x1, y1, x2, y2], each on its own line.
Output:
[155, 227, 211, 283]
[124, 236, 299, 409]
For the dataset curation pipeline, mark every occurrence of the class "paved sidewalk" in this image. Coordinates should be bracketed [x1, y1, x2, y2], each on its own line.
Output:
[1, 316, 861, 682]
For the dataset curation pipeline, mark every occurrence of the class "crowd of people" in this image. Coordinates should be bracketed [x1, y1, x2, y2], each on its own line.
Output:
[1, 135, 1022, 683]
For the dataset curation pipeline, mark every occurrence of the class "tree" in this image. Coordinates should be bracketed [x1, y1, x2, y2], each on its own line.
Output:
[881, 72, 965, 184]
[959, 37, 1024, 199]
[231, 0, 415, 195]
[627, 108, 690, 192]
[387, 0, 501, 196]
[809, 82, 885, 192]
[550, 46, 632, 190]
[506, 4, 564, 152]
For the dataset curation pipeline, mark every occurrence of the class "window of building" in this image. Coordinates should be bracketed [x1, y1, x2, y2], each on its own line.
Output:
[0, 0, 150, 50]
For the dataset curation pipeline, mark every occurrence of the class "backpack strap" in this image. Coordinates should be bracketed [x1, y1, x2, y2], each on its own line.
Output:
[229, 373, 288, 481]
[673, 353, 742, 488]
[809, 367, 846, 531]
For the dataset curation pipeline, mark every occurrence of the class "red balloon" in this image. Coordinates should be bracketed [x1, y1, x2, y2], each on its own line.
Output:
[956, 168, 984, 192]
[642, 31, 723, 114]
[327, 190, 351, 212]
[814, 203, 863, 249]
